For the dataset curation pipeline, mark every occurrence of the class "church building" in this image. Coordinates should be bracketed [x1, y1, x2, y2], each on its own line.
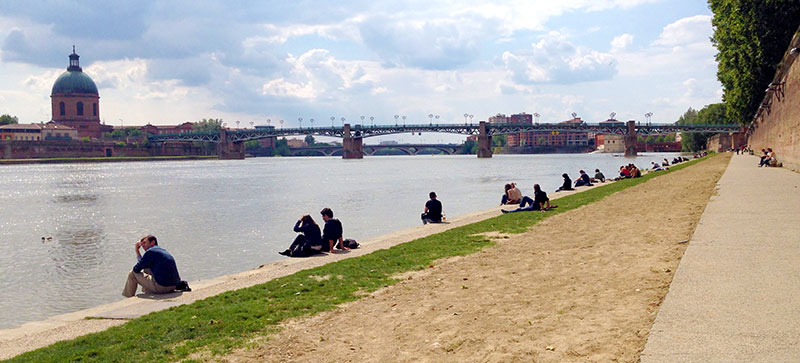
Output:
[51, 47, 112, 139]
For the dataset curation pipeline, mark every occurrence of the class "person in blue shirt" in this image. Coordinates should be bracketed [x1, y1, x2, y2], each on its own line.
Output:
[122, 235, 182, 297]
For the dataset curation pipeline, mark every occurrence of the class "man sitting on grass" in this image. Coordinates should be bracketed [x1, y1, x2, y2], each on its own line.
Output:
[122, 235, 184, 297]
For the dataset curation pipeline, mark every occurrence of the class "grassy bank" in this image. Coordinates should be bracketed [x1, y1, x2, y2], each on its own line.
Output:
[8, 156, 713, 362]
[0, 155, 218, 165]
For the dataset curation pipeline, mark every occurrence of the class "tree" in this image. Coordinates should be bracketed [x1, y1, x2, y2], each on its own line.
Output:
[457, 139, 478, 154]
[677, 103, 733, 151]
[273, 138, 291, 156]
[244, 140, 260, 150]
[492, 135, 507, 147]
[304, 134, 316, 146]
[105, 127, 144, 139]
[194, 118, 223, 133]
[709, 1, 800, 124]
[0, 114, 19, 125]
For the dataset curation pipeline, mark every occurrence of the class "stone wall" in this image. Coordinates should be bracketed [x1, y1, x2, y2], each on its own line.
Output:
[1, 140, 213, 159]
[747, 34, 800, 172]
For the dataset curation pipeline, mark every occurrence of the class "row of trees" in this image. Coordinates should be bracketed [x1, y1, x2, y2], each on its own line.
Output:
[709, 1, 800, 124]
[0, 114, 19, 125]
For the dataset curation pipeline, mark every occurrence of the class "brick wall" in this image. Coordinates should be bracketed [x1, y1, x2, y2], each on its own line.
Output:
[1, 140, 213, 159]
[748, 39, 800, 172]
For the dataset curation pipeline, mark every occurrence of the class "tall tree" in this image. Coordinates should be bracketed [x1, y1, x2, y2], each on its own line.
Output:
[304, 134, 316, 146]
[194, 118, 223, 133]
[709, 0, 800, 124]
[0, 114, 19, 125]
[678, 103, 732, 151]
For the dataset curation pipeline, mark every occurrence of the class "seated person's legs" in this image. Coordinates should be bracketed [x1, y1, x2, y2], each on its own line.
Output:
[519, 196, 534, 209]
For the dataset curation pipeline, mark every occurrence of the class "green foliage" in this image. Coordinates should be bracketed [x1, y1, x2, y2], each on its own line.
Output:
[304, 134, 316, 146]
[709, 0, 800, 124]
[0, 114, 19, 125]
[492, 135, 507, 147]
[244, 140, 260, 150]
[457, 139, 478, 154]
[677, 103, 734, 151]
[194, 119, 223, 133]
[105, 128, 145, 139]
[272, 138, 291, 156]
[10, 155, 714, 362]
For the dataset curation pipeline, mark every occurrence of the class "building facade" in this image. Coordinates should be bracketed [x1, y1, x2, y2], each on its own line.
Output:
[51, 47, 112, 139]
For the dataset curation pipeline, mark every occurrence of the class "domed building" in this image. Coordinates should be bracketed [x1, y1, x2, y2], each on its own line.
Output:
[51, 47, 111, 139]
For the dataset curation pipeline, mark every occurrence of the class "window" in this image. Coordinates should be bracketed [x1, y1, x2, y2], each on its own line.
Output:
[59, 102, 65, 116]
[93, 103, 97, 116]
[77, 102, 84, 116]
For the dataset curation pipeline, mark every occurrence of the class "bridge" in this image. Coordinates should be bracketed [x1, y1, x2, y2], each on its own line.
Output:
[148, 121, 742, 159]
[282, 143, 460, 156]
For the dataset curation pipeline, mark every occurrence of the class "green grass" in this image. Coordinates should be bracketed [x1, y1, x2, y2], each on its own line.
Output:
[7, 156, 713, 362]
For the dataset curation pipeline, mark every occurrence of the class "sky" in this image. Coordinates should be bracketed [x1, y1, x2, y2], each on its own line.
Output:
[0, 0, 722, 143]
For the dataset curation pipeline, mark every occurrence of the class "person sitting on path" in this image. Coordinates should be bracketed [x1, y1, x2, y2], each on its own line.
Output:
[320, 207, 347, 253]
[591, 168, 605, 183]
[502, 184, 556, 213]
[616, 165, 631, 180]
[279, 215, 323, 257]
[759, 148, 775, 167]
[574, 170, 593, 187]
[631, 164, 642, 178]
[500, 183, 512, 205]
[122, 235, 183, 297]
[651, 161, 664, 171]
[421, 191, 443, 224]
[556, 173, 574, 192]
[662, 158, 670, 167]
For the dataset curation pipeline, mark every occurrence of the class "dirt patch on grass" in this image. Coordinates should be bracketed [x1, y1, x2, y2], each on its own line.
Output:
[223, 155, 730, 362]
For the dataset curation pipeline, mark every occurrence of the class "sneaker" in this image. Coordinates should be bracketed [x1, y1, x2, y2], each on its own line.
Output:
[278, 249, 291, 256]
[501, 209, 509, 214]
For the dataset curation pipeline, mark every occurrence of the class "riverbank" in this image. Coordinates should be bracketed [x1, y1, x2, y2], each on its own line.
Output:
[218, 154, 729, 362]
[2, 155, 714, 361]
[0, 155, 217, 165]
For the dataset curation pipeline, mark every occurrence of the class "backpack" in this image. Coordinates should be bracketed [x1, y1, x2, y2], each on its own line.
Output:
[342, 239, 359, 249]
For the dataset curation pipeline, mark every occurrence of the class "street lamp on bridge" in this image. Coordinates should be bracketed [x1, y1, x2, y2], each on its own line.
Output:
[310, 118, 314, 128]
[370, 116, 374, 127]
[402, 115, 406, 126]
[330, 116, 335, 127]
[360, 115, 365, 126]
[533, 112, 540, 124]
[469, 114, 474, 124]
[340, 117, 345, 126]
[609, 112, 616, 121]
[428, 114, 433, 125]
[267, 119, 271, 127]
[394, 114, 399, 127]
[464, 113, 469, 125]
[298, 117, 303, 129]
[645, 112, 653, 125]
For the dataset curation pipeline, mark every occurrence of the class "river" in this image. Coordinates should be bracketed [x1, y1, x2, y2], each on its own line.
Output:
[0, 152, 681, 329]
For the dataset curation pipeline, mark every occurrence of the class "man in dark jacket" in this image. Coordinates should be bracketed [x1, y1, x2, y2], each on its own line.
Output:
[122, 235, 182, 297]
[320, 207, 346, 252]
[421, 192, 443, 224]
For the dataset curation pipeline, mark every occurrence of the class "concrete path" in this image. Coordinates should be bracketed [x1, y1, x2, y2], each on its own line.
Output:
[642, 154, 800, 362]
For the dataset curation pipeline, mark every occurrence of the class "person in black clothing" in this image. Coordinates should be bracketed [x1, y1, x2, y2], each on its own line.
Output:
[320, 207, 347, 253]
[421, 191, 443, 224]
[574, 170, 593, 187]
[556, 173, 574, 192]
[279, 215, 323, 257]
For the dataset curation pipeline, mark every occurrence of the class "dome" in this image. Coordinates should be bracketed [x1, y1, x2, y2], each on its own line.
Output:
[51, 47, 98, 95]
[51, 71, 99, 95]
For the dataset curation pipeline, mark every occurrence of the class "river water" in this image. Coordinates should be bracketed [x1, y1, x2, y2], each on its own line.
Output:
[0, 152, 681, 329]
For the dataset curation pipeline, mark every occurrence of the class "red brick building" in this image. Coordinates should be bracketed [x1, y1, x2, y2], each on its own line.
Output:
[139, 122, 195, 135]
[51, 47, 111, 139]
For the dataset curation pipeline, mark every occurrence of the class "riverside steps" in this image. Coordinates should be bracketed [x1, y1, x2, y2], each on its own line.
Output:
[642, 153, 800, 361]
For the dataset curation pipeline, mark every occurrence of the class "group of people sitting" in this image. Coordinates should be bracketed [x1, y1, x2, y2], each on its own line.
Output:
[279, 207, 355, 257]
[500, 183, 556, 213]
[553, 169, 607, 192]
[759, 148, 777, 167]
[614, 164, 642, 180]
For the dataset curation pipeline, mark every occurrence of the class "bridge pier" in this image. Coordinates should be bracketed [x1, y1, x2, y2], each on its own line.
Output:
[624, 120, 637, 157]
[342, 124, 363, 159]
[218, 128, 245, 159]
[477, 121, 492, 158]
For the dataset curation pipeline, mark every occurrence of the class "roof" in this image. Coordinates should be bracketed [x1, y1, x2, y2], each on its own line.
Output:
[0, 123, 42, 131]
[51, 70, 99, 95]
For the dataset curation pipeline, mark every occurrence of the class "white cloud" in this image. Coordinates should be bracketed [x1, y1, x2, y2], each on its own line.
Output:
[611, 34, 634, 52]
[502, 32, 617, 85]
[653, 15, 712, 47]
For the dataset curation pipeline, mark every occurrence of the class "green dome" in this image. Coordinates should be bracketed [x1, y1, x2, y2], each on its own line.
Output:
[51, 70, 98, 95]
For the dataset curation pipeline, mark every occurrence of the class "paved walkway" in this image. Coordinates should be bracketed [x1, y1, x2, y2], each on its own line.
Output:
[642, 154, 800, 362]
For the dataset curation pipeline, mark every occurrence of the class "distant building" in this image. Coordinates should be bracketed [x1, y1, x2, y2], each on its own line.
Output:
[286, 138, 307, 148]
[139, 122, 195, 135]
[379, 140, 398, 145]
[50, 47, 112, 139]
[0, 122, 77, 141]
[254, 125, 276, 148]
